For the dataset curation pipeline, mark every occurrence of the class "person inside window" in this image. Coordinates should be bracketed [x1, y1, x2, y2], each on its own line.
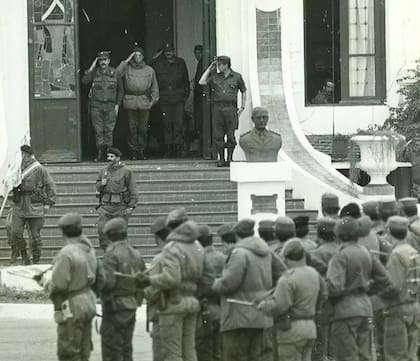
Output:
[311, 79, 335, 105]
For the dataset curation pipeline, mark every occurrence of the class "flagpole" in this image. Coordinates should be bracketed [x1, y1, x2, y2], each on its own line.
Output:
[0, 195, 7, 219]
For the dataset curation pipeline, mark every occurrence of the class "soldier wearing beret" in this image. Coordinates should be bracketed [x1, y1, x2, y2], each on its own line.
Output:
[100, 217, 146, 361]
[137, 208, 204, 361]
[339, 203, 362, 219]
[239, 107, 283, 162]
[212, 218, 279, 361]
[44, 212, 103, 361]
[152, 43, 190, 157]
[117, 45, 159, 160]
[10, 144, 56, 264]
[217, 223, 237, 256]
[272, 216, 296, 257]
[327, 217, 391, 361]
[257, 238, 328, 361]
[82, 51, 123, 162]
[196, 224, 226, 361]
[199, 55, 247, 167]
[311, 218, 338, 361]
[321, 193, 340, 219]
[399, 197, 420, 252]
[379, 215, 420, 361]
[96, 147, 138, 250]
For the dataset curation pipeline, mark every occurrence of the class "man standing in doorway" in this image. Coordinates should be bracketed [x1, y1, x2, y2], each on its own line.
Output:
[10, 145, 56, 264]
[199, 56, 247, 167]
[82, 51, 123, 162]
[193, 45, 205, 154]
[152, 43, 190, 158]
[118, 45, 160, 160]
[95, 147, 138, 251]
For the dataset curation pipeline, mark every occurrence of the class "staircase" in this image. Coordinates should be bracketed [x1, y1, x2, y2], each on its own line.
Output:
[0, 160, 318, 264]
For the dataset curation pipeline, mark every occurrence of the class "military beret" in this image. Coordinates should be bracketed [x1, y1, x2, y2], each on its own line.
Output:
[163, 43, 175, 51]
[258, 220, 274, 231]
[194, 45, 203, 52]
[386, 216, 409, 232]
[358, 216, 373, 237]
[107, 147, 122, 157]
[103, 217, 127, 234]
[339, 203, 362, 219]
[362, 201, 379, 217]
[335, 216, 360, 238]
[166, 207, 188, 226]
[293, 216, 309, 229]
[321, 193, 339, 208]
[317, 217, 336, 233]
[233, 218, 255, 236]
[97, 50, 111, 59]
[398, 197, 418, 209]
[282, 238, 305, 260]
[274, 216, 296, 234]
[217, 55, 231, 64]
[198, 224, 212, 238]
[150, 216, 167, 234]
[57, 212, 82, 228]
[217, 223, 235, 236]
[378, 200, 398, 213]
[20, 144, 34, 155]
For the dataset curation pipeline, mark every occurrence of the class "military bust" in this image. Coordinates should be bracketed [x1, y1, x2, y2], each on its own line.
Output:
[239, 107, 282, 162]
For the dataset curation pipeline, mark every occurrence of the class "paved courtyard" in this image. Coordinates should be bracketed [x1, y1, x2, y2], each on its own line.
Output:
[0, 304, 152, 361]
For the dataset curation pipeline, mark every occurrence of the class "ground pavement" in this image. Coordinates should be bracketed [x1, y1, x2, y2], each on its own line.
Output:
[0, 304, 152, 361]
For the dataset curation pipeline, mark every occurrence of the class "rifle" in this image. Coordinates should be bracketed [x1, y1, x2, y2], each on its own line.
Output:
[32, 266, 53, 283]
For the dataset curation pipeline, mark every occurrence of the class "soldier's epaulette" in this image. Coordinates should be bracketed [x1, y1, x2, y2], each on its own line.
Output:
[109, 69, 115, 76]
[240, 131, 251, 137]
[269, 130, 281, 136]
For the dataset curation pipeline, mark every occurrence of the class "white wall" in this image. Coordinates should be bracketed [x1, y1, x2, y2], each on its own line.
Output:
[0, 0, 30, 195]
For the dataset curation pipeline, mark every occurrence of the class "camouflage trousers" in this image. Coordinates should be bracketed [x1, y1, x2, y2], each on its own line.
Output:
[212, 103, 238, 153]
[101, 308, 136, 361]
[97, 206, 129, 250]
[196, 313, 222, 361]
[222, 328, 264, 361]
[57, 318, 92, 361]
[91, 105, 116, 147]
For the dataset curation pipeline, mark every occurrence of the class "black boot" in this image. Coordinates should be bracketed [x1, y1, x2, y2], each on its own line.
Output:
[217, 150, 225, 167]
[101, 146, 108, 161]
[9, 245, 18, 265]
[227, 148, 234, 167]
[94, 147, 103, 162]
[130, 150, 137, 161]
[138, 150, 147, 160]
[21, 249, 31, 265]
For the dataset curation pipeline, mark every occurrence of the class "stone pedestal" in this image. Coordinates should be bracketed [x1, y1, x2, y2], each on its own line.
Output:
[230, 162, 292, 223]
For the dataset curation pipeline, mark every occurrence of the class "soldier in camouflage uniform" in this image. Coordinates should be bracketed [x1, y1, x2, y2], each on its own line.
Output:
[100, 217, 146, 361]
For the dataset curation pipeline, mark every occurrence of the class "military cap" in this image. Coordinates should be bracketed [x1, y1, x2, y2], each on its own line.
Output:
[97, 50, 111, 59]
[293, 216, 309, 229]
[258, 220, 274, 231]
[166, 207, 188, 226]
[132, 44, 145, 55]
[20, 144, 34, 155]
[321, 193, 339, 208]
[386, 216, 409, 232]
[150, 216, 167, 234]
[233, 218, 255, 236]
[317, 217, 336, 233]
[339, 203, 362, 219]
[57, 212, 82, 228]
[378, 200, 398, 213]
[217, 223, 235, 236]
[274, 216, 296, 234]
[217, 55, 231, 64]
[398, 197, 418, 209]
[194, 44, 203, 52]
[198, 224, 212, 238]
[335, 216, 360, 238]
[107, 147, 122, 157]
[103, 217, 127, 234]
[358, 216, 373, 237]
[163, 43, 175, 51]
[362, 201, 379, 216]
[282, 238, 305, 260]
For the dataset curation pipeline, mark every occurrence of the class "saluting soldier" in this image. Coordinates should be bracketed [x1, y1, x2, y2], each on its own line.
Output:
[199, 56, 247, 167]
[82, 51, 123, 162]
[95, 147, 138, 250]
[100, 217, 146, 361]
[239, 107, 282, 163]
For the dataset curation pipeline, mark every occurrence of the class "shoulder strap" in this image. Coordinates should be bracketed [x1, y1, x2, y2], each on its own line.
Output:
[21, 161, 41, 180]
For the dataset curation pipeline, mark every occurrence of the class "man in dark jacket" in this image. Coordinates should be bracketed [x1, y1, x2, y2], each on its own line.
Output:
[152, 44, 190, 157]
[327, 217, 391, 361]
[212, 218, 277, 361]
[196, 224, 226, 361]
[10, 144, 56, 264]
[100, 217, 146, 361]
[138, 208, 204, 361]
[95, 147, 138, 250]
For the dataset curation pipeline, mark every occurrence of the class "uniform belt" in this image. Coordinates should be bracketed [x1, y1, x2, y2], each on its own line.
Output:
[126, 91, 148, 96]
[67, 286, 91, 299]
[213, 101, 235, 106]
[384, 301, 417, 312]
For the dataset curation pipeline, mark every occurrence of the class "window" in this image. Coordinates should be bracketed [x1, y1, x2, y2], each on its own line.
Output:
[304, 0, 385, 105]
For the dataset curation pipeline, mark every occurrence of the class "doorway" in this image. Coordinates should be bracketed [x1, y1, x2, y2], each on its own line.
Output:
[78, 0, 215, 160]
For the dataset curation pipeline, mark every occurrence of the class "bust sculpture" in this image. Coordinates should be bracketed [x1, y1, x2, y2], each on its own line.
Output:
[239, 107, 282, 162]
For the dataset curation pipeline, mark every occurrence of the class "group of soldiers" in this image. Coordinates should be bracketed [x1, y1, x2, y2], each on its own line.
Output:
[83, 42, 247, 164]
